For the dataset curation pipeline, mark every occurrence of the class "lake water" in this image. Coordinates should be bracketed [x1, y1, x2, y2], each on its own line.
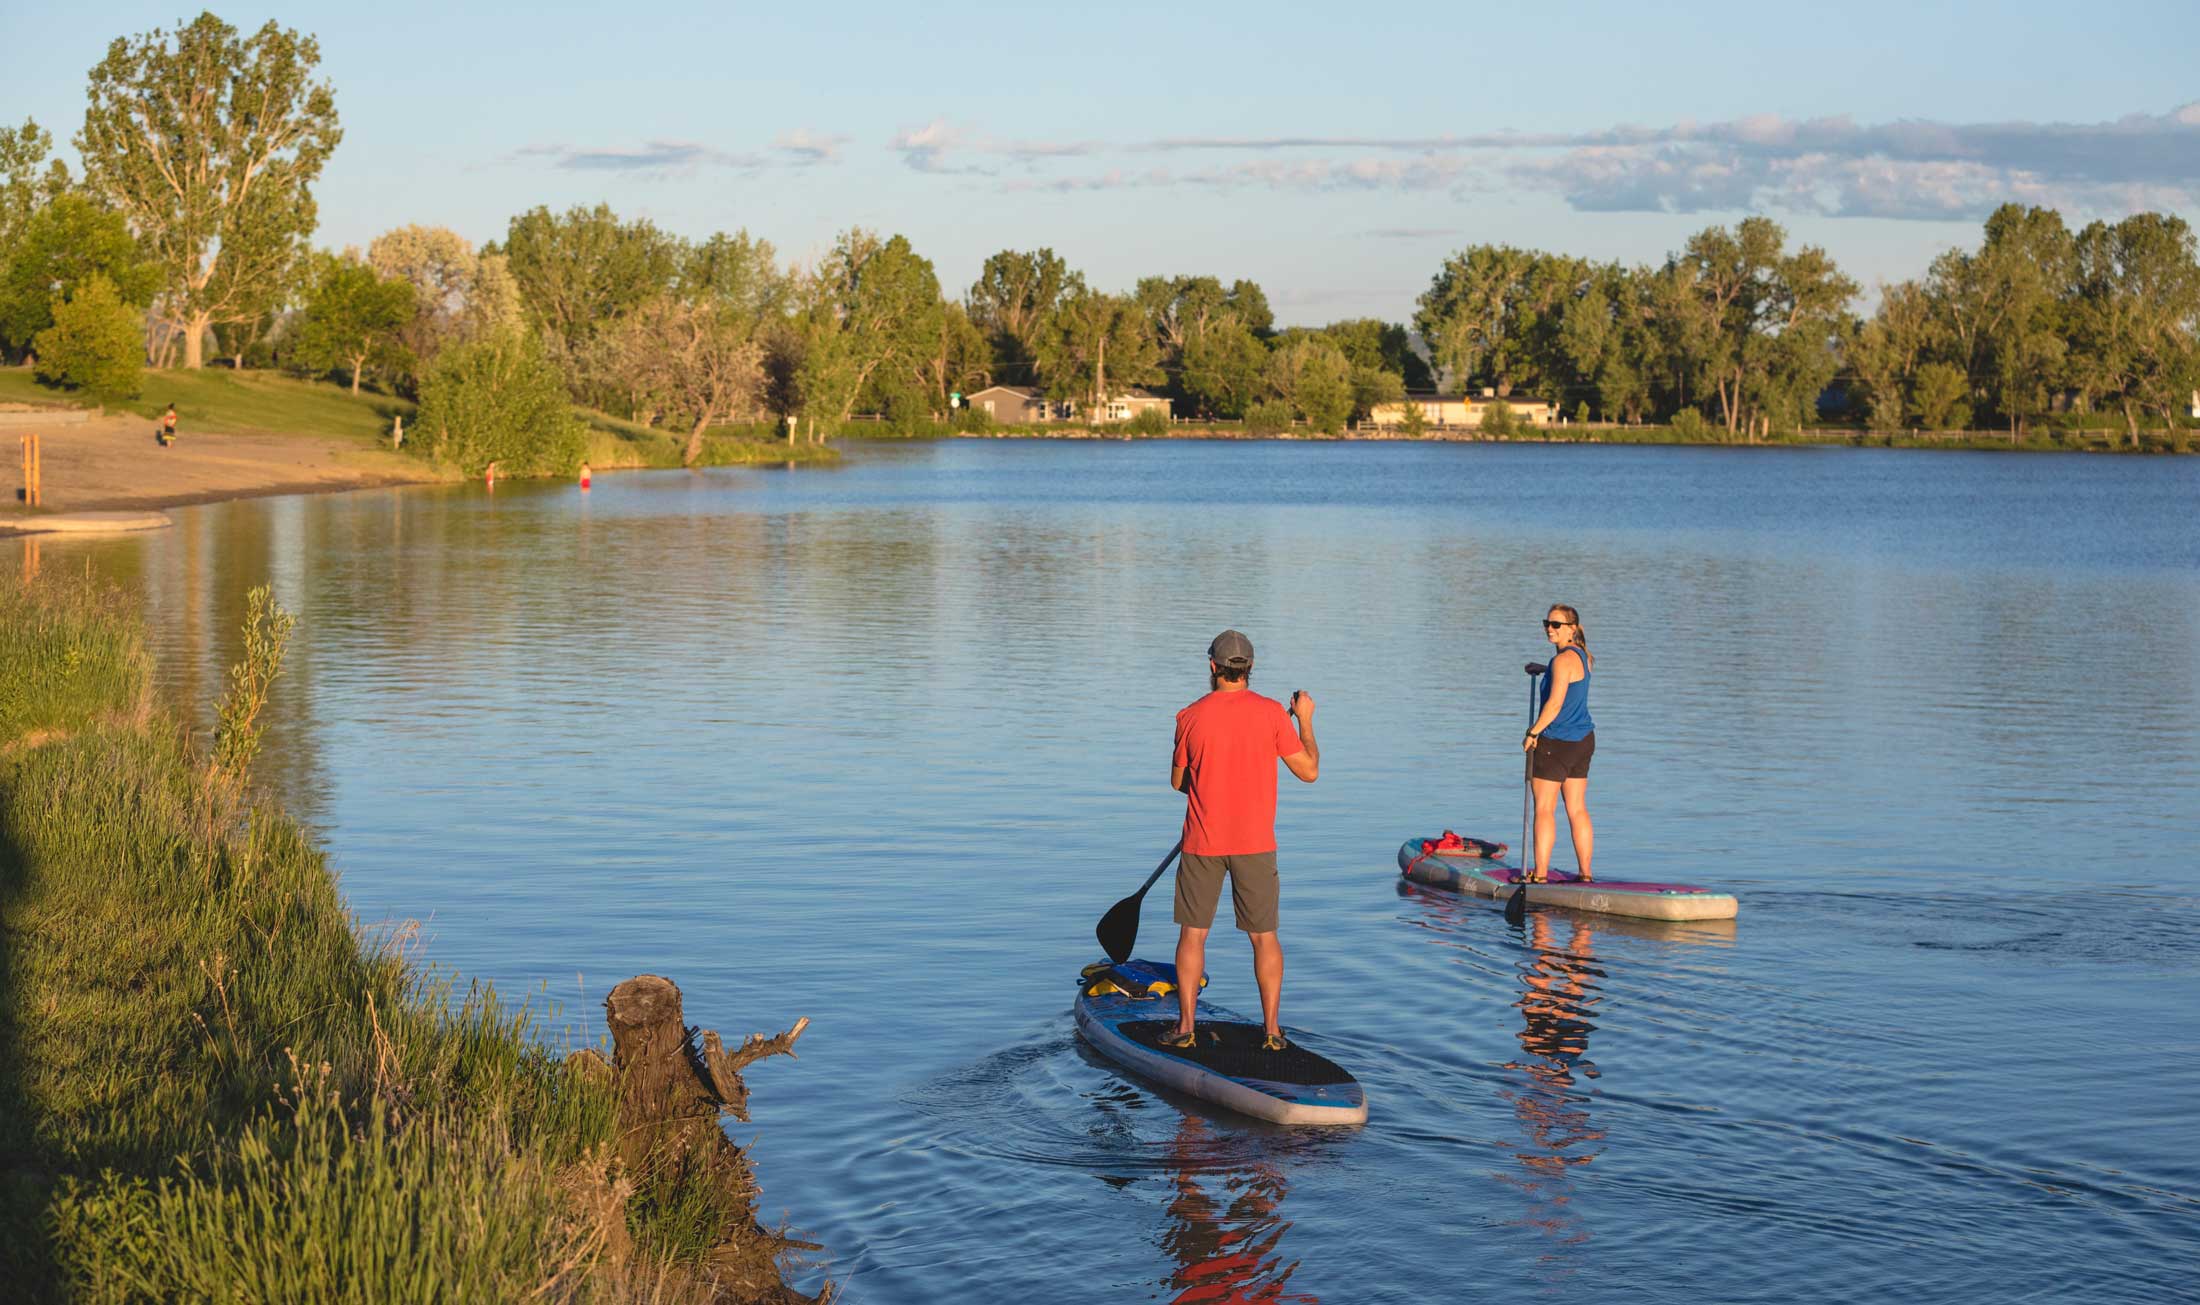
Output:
[17, 439, 2200, 1303]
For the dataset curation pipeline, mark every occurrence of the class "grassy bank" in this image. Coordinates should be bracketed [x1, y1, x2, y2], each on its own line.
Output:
[0, 574, 820, 1302]
[0, 366, 413, 445]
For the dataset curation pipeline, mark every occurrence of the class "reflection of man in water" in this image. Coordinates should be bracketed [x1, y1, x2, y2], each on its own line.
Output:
[1505, 914, 1606, 1243]
[1159, 1114, 1315, 1304]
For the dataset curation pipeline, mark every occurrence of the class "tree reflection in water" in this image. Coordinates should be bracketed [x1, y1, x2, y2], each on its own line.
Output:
[1158, 1114, 1317, 1304]
[1501, 912, 1606, 1249]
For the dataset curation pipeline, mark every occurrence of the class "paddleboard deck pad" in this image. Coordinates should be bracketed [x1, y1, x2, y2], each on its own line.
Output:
[1398, 836, 1740, 921]
[1074, 959, 1368, 1126]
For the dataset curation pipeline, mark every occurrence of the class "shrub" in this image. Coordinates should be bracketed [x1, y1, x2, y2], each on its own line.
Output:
[1668, 408, 1712, 440]
[1396, 400, 1428, 437]
[1479, 400, 1518, 436]
[413, 328, 585, 476]
[952, 404, 992, 433]
[1911, 362, 1972, 431]
[32, 275, 143, 403]
[1124, 407, 1170, 436]
[1244, 398, 1293, 435]
[1574, 400, 1591, 425]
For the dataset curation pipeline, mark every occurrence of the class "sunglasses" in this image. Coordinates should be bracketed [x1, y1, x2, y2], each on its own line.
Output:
[1543, 619, 1573, 629]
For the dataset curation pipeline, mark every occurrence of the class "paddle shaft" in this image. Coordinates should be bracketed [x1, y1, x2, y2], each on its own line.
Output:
[1132, 840, 1184, 902]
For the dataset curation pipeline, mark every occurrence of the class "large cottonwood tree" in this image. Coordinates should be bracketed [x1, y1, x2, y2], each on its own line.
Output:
[76, 14, 340, 369]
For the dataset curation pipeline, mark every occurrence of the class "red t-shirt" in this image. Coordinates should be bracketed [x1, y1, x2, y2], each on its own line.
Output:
[1173, 689, 1304, 855]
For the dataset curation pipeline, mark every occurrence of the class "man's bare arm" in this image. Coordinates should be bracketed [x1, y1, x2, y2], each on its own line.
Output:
[1283, 691, 1319, 782]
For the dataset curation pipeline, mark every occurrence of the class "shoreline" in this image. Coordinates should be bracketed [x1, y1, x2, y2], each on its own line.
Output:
[7, 416, 2185, 531]
[2, 411, 449, 527]
[0, 574, 828, 1300]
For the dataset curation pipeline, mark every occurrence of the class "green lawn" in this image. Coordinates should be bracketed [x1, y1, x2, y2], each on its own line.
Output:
[0, 366, 412, 444]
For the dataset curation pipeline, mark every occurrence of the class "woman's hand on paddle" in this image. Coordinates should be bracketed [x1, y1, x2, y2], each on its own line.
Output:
[1522, 731, 1538, 753]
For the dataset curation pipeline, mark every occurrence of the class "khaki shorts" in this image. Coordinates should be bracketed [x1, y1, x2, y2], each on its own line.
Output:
[1174, 852, 1279, 934]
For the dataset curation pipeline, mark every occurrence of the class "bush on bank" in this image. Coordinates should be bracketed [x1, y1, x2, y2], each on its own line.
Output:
[413, 327, 587, 476]
[0, 574, 806, 1302]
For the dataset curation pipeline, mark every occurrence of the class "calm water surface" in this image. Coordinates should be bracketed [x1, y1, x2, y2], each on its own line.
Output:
[19, 441, 2200, 1302]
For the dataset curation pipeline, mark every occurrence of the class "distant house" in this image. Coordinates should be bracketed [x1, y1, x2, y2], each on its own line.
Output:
[1366, 389, 1558, 430]
[965, 384, 1173, 424]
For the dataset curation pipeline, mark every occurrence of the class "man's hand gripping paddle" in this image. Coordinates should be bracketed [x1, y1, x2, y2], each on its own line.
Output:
[1507, 663, 1547, 927]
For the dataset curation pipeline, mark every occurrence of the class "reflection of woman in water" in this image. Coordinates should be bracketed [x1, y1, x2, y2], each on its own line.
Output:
[1504, 913, 1606, 1244]
[1159, 1114, 1315, 1304]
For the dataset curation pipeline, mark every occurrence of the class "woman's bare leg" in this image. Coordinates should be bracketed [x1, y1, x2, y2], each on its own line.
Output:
[1531, 777, 1562, 881]
[1560, 776, 1593, 880]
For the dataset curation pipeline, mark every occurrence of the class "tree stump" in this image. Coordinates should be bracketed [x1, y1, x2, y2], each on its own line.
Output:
[578, 975, 822, 1304]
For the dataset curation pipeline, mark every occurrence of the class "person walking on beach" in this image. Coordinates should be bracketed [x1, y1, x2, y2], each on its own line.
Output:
[1167, 629, 1319, 1051]
[1522, 604, 1595, 883]
[157, 404, 178, 446]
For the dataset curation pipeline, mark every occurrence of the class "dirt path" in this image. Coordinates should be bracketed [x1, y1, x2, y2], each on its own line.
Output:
[2, 414, 445, 518]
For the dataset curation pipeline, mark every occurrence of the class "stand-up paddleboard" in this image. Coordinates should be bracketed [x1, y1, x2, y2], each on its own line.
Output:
[1074, 960, 1367, 1126]
[1398, 836, 1739, 921]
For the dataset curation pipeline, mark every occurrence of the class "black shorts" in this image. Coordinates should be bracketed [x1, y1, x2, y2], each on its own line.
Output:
[1531, 731, 1594, 782]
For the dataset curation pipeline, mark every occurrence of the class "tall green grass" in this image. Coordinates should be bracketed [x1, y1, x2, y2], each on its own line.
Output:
[0, 574, 790, 1302]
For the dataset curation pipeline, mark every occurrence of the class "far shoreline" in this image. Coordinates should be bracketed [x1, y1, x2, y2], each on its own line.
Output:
[9, 416, 2187, 528]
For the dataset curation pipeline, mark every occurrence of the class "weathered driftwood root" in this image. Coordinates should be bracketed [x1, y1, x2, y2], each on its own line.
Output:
[566, 975, 825, 1304]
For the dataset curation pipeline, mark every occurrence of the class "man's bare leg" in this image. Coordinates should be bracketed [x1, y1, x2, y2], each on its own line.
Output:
[1174, 925, 1208, 1036]
[1249, 930, 1284, 1036]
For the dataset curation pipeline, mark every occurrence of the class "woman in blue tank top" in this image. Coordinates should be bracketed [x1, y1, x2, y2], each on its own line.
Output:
[1521, 604, 1595, 883]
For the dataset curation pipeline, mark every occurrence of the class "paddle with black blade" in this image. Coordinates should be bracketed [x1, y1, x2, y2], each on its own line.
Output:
[1507, 662, 1547, 926]
[1096, 839, 1185, 964]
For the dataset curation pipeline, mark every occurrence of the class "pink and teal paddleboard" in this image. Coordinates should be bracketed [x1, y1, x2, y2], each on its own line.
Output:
[1397, 836, 1739, 921]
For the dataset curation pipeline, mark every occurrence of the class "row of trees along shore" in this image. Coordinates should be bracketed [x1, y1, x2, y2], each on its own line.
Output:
[4, 12, 2198, 468]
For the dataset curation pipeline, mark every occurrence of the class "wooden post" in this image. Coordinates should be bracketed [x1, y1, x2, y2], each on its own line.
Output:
[20, 433, 39, 508]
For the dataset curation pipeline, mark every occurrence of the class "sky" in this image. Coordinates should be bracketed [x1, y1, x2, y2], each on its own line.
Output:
[7, 1, 2200, 325]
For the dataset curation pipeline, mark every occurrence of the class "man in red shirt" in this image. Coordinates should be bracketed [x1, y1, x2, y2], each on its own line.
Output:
[1168, 629, 1319, 1051]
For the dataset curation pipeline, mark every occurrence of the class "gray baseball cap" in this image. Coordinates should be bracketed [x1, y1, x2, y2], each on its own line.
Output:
[1208, 629, 1254, 669]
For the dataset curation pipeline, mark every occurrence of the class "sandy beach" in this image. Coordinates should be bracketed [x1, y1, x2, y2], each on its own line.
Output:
[2, 412, 442, 527]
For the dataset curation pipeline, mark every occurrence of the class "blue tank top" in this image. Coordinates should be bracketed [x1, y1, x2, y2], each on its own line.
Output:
[1538, 647, 1594, 741]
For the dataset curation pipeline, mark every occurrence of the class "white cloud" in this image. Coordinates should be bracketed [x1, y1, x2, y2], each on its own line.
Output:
[948, 105, 2200, 221]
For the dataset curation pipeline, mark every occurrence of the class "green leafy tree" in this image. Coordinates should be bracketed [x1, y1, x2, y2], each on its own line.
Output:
[368, 224, 509, 375]
[288, 254, 415, 394]
[77, 15, 340, 369]
[1178, 319, 1269, 418]
[1396, 397, 1428, 437]
[1265, 334, 1354, 433]
[495, 204, 681, 376]
[967, 248, 1080, 385]
[796, 230, 944, 427]
[0, 193, 158, 357]
[0, 118, 70, 253]
[1849, 281, 1937, 430]
[33, 274, 143, 402]
[1973, 205, 2075, 440]
[1414, 245, 1588, 398]
[414, 328, 584, 474]
[1666, 218, 1857, 438]
[2071, 212, 2200, 446]
[1911, 361, 1972, 430]
[1035, 287, 1161, 420]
